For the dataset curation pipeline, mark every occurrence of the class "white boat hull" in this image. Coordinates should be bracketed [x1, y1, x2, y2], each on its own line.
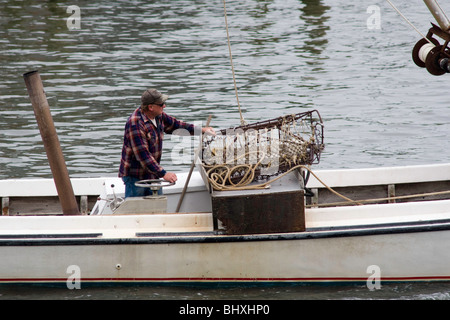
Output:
[1, 229, 450, 286]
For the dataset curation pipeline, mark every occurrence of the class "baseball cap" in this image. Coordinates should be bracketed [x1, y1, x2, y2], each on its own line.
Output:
[141, 89, 169, 106]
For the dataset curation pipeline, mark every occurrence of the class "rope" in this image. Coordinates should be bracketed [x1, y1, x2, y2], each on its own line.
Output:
[306, 190, 450, 208]
[203, 151, 270, 191]
[222, 0, 246, 126]
[386, 0, 433, 44]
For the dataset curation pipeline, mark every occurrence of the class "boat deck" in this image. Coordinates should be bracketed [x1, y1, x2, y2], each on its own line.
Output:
[0, 163, 449, 238]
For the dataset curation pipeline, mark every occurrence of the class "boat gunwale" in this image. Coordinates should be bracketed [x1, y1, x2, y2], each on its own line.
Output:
[1, 217, 450, 246]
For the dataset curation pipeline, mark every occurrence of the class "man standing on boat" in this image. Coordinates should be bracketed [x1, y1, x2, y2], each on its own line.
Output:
[119, 88, 214, 197]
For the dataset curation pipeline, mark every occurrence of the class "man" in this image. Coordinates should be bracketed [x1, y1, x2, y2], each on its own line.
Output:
[119, 88, 214, 197]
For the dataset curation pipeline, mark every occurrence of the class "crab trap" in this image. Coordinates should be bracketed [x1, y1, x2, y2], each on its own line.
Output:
[200, 110, 324, 191]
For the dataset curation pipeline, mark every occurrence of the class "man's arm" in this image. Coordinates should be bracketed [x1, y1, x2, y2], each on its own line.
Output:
[162, 113, 215, 136]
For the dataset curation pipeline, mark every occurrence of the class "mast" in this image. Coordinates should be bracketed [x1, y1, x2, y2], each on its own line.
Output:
[423, 0, 450, 31]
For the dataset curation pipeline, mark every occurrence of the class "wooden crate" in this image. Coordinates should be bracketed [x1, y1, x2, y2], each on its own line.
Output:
[210, 171, 305, 235]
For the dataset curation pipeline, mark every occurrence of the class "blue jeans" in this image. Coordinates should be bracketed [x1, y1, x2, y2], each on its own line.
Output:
[122, 176, 163, 198]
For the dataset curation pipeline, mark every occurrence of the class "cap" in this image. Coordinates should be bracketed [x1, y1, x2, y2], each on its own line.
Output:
[141, 89, 169, 106]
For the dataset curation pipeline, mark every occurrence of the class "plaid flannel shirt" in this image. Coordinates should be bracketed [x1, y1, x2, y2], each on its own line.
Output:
[119, 108, 195, 180]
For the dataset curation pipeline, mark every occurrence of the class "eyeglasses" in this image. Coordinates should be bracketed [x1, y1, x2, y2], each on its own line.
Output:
[155, 102, 165, 107]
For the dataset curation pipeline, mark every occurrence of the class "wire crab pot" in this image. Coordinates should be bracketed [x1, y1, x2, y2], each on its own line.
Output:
[201, 110, 324, 188]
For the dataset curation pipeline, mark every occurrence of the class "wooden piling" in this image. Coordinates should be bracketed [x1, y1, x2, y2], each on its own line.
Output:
[23, 70, 80, 215]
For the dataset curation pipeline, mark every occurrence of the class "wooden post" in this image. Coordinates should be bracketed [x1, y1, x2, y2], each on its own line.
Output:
[23, 70, 80, 215]
[2, 197, 9, 216]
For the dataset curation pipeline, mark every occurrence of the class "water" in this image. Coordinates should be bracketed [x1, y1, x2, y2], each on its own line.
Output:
[1, 0, 450, 300]
[2, 282, 450, 300]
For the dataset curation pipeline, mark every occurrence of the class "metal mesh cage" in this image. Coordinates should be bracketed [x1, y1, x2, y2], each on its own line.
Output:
[201, 110, 324, 188]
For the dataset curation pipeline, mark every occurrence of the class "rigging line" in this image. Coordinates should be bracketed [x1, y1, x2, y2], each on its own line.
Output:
[385, 0, 433, 44]
[222, 0, 246, 126]
[306, 190, 450, 208]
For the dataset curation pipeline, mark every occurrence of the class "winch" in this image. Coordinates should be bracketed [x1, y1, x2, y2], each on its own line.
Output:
[412, 23, 450, 75]
[411, 0, 450, 75]
[111, 180, 174, 214]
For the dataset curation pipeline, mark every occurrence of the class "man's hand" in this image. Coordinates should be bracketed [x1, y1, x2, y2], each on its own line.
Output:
[202, 127, 216, 136]
[163, 172, 177, 183]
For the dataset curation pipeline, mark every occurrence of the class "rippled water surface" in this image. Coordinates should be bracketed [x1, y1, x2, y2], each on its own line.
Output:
[1, 0, 449, 180]
[1, 0, 450, 300]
